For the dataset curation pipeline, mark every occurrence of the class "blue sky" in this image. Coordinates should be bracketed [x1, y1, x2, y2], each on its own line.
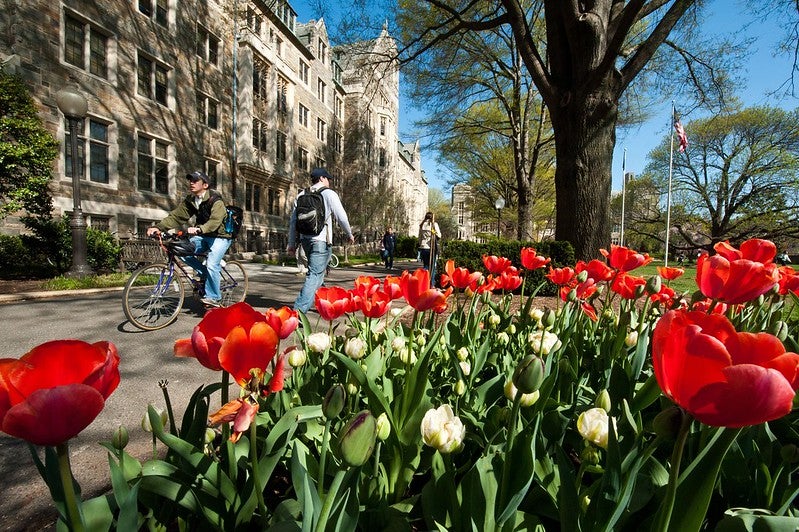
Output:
[291, 1, 798, 194]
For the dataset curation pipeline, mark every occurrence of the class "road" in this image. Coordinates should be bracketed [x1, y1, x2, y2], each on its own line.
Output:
[0, 260, 410, 531]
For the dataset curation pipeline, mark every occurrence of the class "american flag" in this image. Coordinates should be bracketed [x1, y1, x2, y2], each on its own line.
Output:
[674, 118, 688, 153]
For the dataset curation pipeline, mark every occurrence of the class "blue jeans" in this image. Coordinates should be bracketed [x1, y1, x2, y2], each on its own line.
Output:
[181, 235, 232, 301]
[294, 238, 331, 313]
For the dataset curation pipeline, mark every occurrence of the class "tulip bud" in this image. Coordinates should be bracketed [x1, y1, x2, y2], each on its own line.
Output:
[576, 270, 588, 283]
[454, 379, 466, 396]
[580, 495, 591, 512]
[111, 425, 129, 450]
[338, 410, 377, 467]
[496, 332, 510, 346]
[529, 308, 544, 322]
[652, 406, 685, 440]
[391, 336, 406, 352]
[398, 347, 417, 364]
[488, 313, 501, 329]
[645, 275, 662, 295]
[456, 347, 469, 361]
[528, 330, 562, 355]
[142, 406, 168, 433]
[323, 384, 347, 419]
[459, 360, 471, 376]
[415, 334, 427, 347]
[307, 332, 331, 353]
[512, 354, 545, 394]
[595, 389, 611, 412]
[634, 284, 646, 298]
[577, 407, 614, 449]
[542, 309, 556, 328]
[781, 444, 799, 463]
[567, 288, 578, 302]
[624, 330, 638, 347]
[771, 320, 789, 342]
[506, 323, 517, 335]
[204, 427, 217, 445]
[504, 379, 539, 407]
[344, 337, 367, 360]
[288, 348, 307, 367]
[580, 445, 600, 466]
[376, 412, 391, 441]
[439, 335, 448, 346]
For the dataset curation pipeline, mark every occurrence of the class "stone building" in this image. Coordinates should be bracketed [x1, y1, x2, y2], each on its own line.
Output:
[0, 0, 427, 249]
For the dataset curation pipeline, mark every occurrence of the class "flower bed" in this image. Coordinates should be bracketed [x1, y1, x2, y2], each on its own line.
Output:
[2, 240, 799, 530]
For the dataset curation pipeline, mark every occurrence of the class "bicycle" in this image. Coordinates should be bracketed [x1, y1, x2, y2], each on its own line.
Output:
[122, 233, 248, 330]
[295, 245, 339, 275]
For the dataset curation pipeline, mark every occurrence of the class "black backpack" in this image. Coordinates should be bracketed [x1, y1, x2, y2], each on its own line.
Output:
[191, 192, 243, 238]
[295, 186, 327, 235]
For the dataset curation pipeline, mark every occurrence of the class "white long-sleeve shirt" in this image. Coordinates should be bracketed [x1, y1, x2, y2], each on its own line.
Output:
[288, 183, 353, 247]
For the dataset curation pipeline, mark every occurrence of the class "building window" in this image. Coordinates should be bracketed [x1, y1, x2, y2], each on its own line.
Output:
[276, 131, 287, 161]
[88, 215, 111, 232]
[275, 0, 296, 32]
[316, 118, 326, 142]
[253, 57, 269, 102]
[246, 6, 262, 35]
[245, 181, 262, 212]
[276, 75, 288, 114]
[379, 147, 386, 167]
[298, 103, 308, 127]
[317, 39, 327, 63]
[64, 14, 108, 79]
[65, 118, 110, 184]
[275, 36, 283, 57]
[196, 93, 218, 129]
[137, 52, 169, 106]
[267, 188, 278, 215]
[315, 157, 325, 169]
[333, 131, 342, 154]
[137, 134, 169, 193]
[295, 145, 308, 171]
[252, 118, 268, 152]
[458, 201, 465, 224]
[205, 159, 218, 186]
[380, 116, 387, 136]
[138, 0, 168, 26]
[317, 78, 326, 104]
[197, 25, 220, 65]
[334, 96, 343, 120]
[137, 218, 158, 236]
[299, 60, 309, 84]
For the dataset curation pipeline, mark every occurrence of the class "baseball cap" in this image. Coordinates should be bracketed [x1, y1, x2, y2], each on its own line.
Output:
[186, 171, 209, 183]
[310, 168, 331, 182]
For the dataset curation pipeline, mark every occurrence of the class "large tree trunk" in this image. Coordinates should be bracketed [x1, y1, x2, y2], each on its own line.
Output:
[550, 88, 618, 260]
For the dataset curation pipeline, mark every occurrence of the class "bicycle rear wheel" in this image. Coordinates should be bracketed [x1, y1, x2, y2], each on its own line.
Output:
[219, 260, 248, 306]
[123, 262, 185, 330]
[329, 253, 339, 268]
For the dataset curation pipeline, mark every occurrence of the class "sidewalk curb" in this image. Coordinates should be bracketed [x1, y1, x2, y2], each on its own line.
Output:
[0, 286, 124, 304]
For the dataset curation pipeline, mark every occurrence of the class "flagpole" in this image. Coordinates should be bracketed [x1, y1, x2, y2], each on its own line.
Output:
[665, 103, 675, 267]
[619, 147, 627, 246]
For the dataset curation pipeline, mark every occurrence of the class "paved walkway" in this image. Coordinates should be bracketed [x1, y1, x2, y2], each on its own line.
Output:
[0, 260, 419, 531]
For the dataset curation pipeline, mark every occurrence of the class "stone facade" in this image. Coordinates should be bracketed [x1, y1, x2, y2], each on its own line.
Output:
[0, 0, 427, 248]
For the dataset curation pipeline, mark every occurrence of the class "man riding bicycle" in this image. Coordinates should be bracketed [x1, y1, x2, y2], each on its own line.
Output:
[146, 171, 232, 307]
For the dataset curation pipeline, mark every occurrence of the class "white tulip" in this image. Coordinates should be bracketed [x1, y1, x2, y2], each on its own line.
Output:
[577, 407, 616, 449]
[344, 337, 367, 360]
[421, 405, 465, 454]
[528, 330, 562, 355]
[306, 332, 331, 353]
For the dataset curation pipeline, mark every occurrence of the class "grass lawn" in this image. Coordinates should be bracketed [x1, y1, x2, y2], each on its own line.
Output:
[635, 262, 697, 295]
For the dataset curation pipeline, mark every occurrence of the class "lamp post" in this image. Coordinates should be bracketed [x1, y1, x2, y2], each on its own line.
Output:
[494, 197, 505, 239]
[56, 85, 93, 278]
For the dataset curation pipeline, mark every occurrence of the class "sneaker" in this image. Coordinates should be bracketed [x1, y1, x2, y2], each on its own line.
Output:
[201, 297, 222, 308]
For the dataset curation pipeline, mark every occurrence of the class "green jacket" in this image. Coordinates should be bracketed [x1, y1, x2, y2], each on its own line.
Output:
[156, 190, 232, 238]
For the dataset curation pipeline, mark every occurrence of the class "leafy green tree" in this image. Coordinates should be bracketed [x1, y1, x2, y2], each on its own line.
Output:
[645, 106, 799, 248]
[0, 69, 58, 221]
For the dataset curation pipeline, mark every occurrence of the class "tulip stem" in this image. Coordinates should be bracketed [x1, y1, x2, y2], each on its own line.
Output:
[316, 469, 345, 532]
[159, 381, 177, 437]
[318, 418, 332, 497]
[249, 415, 267, 522]
[497, 393, 523, 528]
[221, 371, 231, 441]
[654, 410, 692, 532]
[56, 443, 85, 532]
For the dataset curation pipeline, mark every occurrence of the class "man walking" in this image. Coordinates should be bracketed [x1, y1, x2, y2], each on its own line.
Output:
[146, 171, 232, 307]
[287, 168, 355, 313]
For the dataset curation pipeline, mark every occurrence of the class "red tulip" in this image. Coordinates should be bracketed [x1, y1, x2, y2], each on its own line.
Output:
[653, 310, 799, 427]
[0, 340, 120, 446]
[650, 284, 677, 308]
[383, 276, 403, 300]
[714, 239, 776, 264]
[657, 266, 685, 281]
[611, 272, 647, 299]
[696, 247, 779, 305]
[494, 266, 523, 291]
[400, 269, 452, 312]
[353, 275, 381, 297]
[441, 260, 483, 290]
[546, 266, 575, 286]
[520, 248, 551, 270]
[482, 254, 512, 275]
[576, 259, 614, 282]
[315, 286, 352, 321]
[358, 290, 392, 318]
[264, 306, 299, 339]
[777, 266, 799, 296]
[174, 302, 266, 371]
[218, 321, 279, 387]
[600, 245, 653, 272]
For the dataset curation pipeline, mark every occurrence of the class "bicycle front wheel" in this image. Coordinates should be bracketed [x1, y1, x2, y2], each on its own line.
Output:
[328, 253, 339, 268]
[219, 260, 248, 306]
[123, 262, 185, 330]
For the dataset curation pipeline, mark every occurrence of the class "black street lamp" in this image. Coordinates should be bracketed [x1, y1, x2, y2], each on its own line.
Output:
[494, 197, 505, 238]
[56, 85, 93, 278]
